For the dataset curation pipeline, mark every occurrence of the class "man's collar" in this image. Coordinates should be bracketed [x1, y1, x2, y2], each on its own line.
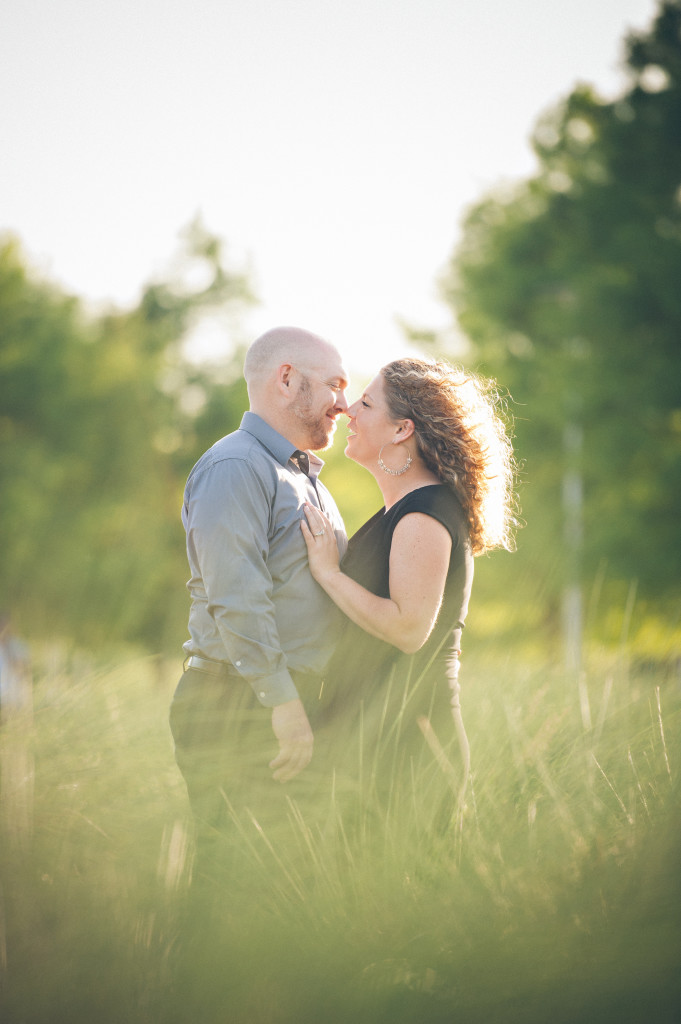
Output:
[239, 412, 325, 476]
[240, 411, 295, 466]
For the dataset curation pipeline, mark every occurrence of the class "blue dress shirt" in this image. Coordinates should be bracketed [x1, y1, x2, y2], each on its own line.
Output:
[182, 412, 347, 707]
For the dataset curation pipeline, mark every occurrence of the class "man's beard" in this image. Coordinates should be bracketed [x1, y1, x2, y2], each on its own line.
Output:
[292, 377, 336, 451]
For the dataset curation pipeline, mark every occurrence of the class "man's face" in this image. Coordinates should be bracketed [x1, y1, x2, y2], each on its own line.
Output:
[290, 349, 349, 451]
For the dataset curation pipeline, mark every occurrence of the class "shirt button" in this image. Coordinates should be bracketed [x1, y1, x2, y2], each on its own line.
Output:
[235, 660, 241, 667]
[259, 691, 266, 699]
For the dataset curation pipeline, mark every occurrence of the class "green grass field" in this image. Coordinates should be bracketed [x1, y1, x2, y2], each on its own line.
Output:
[0, 641, 679, 1023]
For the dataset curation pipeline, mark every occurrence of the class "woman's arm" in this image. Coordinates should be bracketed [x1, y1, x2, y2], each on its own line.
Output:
[301, 505, 451, 654]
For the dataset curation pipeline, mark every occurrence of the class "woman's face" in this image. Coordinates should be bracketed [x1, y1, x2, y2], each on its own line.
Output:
[345, 372, 401, 467]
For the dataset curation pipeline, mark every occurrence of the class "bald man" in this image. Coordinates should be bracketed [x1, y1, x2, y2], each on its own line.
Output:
[169, 327, 349, 870]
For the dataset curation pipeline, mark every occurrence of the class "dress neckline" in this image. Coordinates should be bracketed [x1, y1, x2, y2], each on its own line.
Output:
[383, 482, 445, 514]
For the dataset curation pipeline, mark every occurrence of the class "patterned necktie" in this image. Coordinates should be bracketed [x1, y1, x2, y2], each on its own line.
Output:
[292, 449, 326, 513]
[292, 450, 310, 476]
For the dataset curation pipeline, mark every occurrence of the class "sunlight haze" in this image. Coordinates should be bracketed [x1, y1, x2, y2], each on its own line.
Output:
[1, 0, 658, 377]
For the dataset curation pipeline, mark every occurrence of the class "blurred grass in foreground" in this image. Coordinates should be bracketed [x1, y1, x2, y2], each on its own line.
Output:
[0, 641, 679, 1024]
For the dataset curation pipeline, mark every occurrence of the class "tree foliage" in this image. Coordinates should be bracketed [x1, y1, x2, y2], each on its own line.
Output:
[442, 1, 681, 623]
[0, 223, 254, 649]
[0, 223, 378, 653]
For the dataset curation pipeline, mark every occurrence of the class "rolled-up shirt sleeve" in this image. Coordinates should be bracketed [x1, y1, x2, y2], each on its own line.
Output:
[185, 457, 299, 707]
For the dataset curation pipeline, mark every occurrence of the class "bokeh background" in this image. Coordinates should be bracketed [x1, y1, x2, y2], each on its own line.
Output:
[1, 2, 680, 1022]
[2, 0, 679, 660]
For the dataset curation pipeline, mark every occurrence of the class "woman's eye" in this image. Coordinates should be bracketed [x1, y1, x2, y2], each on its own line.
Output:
[361, 400, 370, 408]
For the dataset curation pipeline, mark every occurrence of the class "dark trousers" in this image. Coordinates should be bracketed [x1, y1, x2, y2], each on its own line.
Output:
[169, 667, 329, 895]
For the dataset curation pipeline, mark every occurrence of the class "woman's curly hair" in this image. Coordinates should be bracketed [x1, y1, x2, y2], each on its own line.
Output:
[381, 357, 518, 555]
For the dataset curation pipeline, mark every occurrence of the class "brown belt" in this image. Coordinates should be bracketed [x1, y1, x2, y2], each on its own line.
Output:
[183, 655, 320, 694]
[183, 654, 233, 677]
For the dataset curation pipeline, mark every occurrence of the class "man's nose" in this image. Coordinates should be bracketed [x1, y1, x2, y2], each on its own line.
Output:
[335, 390, 349, 413]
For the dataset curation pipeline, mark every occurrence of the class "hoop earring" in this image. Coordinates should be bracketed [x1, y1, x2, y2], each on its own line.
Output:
[378, 444, 412, 476]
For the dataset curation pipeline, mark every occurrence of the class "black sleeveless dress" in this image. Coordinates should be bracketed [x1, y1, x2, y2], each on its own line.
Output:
[314, 484, 474, 792]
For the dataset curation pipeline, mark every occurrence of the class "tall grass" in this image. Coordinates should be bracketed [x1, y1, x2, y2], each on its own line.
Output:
[0, 641, 679, 1023]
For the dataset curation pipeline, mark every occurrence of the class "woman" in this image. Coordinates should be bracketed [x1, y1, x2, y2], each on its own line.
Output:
[301, 356, 516, 812]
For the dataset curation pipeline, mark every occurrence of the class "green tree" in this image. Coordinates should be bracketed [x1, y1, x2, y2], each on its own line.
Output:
[439, 0, 681, 649]
[0, 222, 255, 649]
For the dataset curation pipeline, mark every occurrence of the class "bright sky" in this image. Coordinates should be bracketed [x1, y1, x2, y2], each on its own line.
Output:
[1, 0, 658, 377]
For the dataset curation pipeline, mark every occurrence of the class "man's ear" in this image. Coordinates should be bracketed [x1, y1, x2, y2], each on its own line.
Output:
[277, 363, 294, 394]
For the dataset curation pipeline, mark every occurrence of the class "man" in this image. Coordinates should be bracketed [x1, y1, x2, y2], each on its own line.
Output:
[169, 326, 349, 869]
[0, 611, 31, 721]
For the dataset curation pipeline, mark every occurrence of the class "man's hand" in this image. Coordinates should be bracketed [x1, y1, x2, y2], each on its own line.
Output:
[269, 699, 314, 782]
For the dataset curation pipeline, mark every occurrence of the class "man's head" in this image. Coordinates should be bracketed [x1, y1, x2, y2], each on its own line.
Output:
[244, 327, 349, 451]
